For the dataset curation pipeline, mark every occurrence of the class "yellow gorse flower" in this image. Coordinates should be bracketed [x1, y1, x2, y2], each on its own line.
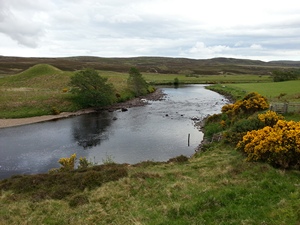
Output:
[222, 92, 269, 116]
[58, 153, 77, 171]
[237, 120, 300, 168]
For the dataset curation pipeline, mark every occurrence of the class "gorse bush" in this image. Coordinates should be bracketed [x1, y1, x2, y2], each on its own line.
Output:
[55, 154, 95, 172]
[258, 110, 284, 127]
[222, 92, 269, 116]
[218, 92, 269, 144]
[223, 111, 283, 146]
[237, 120, 300, 169]
[203, 122, 224, 140]
[223, 116, 265, 145]
[58, 153, 77, 171]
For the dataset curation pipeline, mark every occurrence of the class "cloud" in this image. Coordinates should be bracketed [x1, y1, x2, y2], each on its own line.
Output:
[0, 0, 46, 47]
[250, 44, 263, 50]
[181, 42, 231, 58]
[0, 0, 300, 61]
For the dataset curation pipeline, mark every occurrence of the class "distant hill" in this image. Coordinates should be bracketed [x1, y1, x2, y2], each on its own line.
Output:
[0, 56, 300, 76]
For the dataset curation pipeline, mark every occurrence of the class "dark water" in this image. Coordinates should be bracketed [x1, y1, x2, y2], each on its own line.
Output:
[0, 85, 228, 179]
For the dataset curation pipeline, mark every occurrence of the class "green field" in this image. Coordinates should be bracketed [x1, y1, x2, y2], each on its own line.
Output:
[2, 62, 300, 224]
[0, 64, 273, 118]
[143, 73, 271, 84]
[225, 80, 300, 102]
[208, 80, 300, 103]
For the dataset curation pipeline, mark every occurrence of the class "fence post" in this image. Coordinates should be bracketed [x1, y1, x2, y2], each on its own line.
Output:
[284, 103, 288, 114]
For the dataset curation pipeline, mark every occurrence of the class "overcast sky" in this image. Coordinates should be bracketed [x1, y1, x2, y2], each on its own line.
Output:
[1, 0, 300, 61]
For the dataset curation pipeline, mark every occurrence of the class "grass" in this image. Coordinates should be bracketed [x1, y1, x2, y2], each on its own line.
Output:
[0, 65, 134, 118]
[0, 64, 272, 118]
[207, 80, 300, 102]
[143, 73, 271, 85]
[207, 80, 300, 121]
[1, 144, 300, 224]
[225, 80, 300, 102]
[2, 63, 300, 224]
[0, 64, 78, 118]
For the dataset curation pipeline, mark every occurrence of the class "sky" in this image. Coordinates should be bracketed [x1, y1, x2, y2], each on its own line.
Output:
[0, 0, 300, 61]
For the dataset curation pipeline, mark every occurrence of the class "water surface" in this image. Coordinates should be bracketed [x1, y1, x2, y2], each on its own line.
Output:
[0, 85, 228, 179]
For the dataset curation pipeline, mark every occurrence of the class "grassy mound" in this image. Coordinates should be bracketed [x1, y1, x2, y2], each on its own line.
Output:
[16, 64, 62, 78]
[2, 64, 69, 89]
[0, 64, 77, 118]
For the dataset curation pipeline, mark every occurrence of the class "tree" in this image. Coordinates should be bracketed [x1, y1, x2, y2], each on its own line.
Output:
[127, 67, 148, 96]
[272, 69, 299, 82]
[69, 68, 115, 107]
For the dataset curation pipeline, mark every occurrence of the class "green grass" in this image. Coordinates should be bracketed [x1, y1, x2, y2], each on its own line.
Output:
[2, 64, 300, 224]
[0, 65, 272, 118]
[143, 73, 271, 84]
[225, 80, 300, 102]
[0, 64, 78, 118]
[0, 65, 135, 118]
[207, 80, 300, 102]
[1, 144, 300, 224]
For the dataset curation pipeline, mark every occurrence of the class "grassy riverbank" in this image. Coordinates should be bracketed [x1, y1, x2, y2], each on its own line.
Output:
[2, 65, 300, 223]
[0, 64, 271, 118]
[1, 144, 300, 224]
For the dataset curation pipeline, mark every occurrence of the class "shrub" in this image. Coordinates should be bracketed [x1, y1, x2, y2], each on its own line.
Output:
[240, 92, 269, 113]
[237, 120, 300, 169]
[173, 77, 179, 86]
[58, 153, 77, 171]
[206, 114, 223, 124]
[203, 122, 224, 140]
[224, 116, 265, 145]
[62, 87, 69, 93]
[78, 157, 90, 169]
[147, 85, 156, 93]
[127, 67, 148, 96]
[51, 106, 60, 115]
[258, 110, 284, 127]
[222, 92, 269, 116]
[69, 68, 116, 107]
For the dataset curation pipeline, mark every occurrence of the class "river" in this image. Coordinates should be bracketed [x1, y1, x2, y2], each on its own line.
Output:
[0, 84, 228, 179]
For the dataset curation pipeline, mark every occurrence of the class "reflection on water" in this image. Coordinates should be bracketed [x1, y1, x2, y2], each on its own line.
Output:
[0, 85, 228, 179]
[72, 111, 113, 149]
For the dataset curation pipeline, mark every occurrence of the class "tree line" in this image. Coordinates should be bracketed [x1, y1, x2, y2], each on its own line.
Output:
[272, 69, 300, 82]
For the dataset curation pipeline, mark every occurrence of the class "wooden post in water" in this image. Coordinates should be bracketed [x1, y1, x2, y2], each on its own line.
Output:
[188, 133, 190, 147]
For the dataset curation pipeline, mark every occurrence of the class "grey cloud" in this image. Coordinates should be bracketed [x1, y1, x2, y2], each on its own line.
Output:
[0, 1, 45, 48]
[1, 0, 300, 61]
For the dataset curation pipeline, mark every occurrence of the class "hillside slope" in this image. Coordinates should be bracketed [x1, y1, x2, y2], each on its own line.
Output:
[1, 56, 300, 76]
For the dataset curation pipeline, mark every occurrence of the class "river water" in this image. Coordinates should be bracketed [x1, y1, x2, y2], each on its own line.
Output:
[0, 85, 228, 179]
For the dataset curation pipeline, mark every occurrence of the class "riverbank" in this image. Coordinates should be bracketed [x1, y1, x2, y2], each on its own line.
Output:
[0, 89, 166, 129]
[1, 142, 299, 224]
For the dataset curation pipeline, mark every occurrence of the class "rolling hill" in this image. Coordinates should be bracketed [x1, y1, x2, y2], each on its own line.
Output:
[1, 56, 300, 76]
